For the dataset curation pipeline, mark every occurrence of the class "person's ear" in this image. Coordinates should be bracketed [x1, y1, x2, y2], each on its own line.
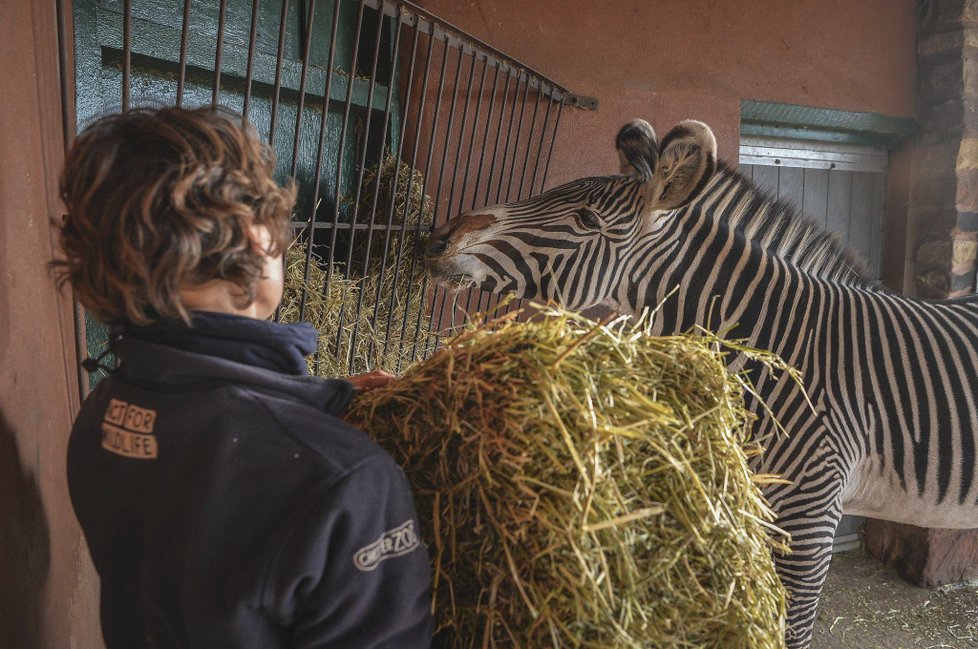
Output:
[647, 120, 717, 211]
[615, 119, 658, 180]
[246, 222, 275, 257]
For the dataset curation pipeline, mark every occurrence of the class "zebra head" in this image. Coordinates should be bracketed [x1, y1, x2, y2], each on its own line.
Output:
[424, 119, 717, 310]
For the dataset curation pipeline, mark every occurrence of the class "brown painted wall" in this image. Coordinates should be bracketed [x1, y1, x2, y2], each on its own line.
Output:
[416, 0, 916, 179]
[414, 0, 918, 290]
[0, 1, 102, 647]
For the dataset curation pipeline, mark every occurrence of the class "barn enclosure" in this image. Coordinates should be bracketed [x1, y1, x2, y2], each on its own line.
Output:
[72, 0, 596, 380]
[61, 0, 965, 592]
[7, 1, 978, 647]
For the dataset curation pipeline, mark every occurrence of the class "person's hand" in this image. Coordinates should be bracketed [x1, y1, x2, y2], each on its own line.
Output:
[347, 370, 396, 392]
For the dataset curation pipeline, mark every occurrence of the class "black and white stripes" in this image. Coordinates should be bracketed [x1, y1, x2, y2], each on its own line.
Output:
[425, 120, 978, 649]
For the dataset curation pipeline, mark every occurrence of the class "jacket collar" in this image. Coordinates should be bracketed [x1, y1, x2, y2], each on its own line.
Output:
[126, 311, 319, 376]
[114, 337, 355, 417]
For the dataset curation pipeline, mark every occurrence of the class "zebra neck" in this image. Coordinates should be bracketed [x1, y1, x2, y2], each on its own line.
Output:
[621, 207, 795, 350]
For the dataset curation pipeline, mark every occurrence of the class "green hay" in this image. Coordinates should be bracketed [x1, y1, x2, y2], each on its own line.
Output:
[349, 305, 792, 649]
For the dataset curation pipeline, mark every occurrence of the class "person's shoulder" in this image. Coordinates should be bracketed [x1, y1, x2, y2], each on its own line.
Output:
[230, 382, 391, 479]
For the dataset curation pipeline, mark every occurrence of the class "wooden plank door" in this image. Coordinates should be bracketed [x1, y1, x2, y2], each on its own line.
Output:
[741, 137, 888, 280]
[741, 137, 890, 552]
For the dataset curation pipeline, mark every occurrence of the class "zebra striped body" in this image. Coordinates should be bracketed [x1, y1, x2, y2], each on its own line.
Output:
[424, 119, 978, 648]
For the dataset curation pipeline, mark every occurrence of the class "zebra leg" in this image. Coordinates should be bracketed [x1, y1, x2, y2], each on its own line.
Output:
[775, 501, 843, 648]
[763, 437, 848, 649]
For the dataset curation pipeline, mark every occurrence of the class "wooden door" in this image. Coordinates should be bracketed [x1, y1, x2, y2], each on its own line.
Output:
[741, 137, 890, 552]
[740, 137, 888, 281]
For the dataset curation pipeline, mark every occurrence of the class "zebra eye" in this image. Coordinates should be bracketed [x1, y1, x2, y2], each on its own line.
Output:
[576, 208, 601, 229]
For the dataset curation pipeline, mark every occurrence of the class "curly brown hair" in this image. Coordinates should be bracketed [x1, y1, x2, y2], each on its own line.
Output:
[55, 105, 297, 325]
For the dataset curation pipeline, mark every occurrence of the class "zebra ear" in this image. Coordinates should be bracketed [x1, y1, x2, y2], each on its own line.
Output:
[615, 119, 658, 180]
[648, 120, 717, 210]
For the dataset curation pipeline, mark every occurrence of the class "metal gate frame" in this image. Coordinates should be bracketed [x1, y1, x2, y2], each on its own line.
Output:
[67, 0, 597, 385]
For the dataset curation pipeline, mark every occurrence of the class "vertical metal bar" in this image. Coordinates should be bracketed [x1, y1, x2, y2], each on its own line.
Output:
[484, 68, 512, 206]
[503, 72, 531, 201]
[394, 31, 448, 369]
[429, 44, 463, 233]
[445, 50, 477, 226]
[350, 8, 406, 343]
[384, 18, 430, 364]
[474, 76, 496, 316]
[483, 71, 521, 320]
[344, 2, 398, 373]
[374, 15, 422, 365]
[441, 45, 478, 351]
[530, 91, 556, 194]
[494, 71, 524, 203]
[470, 63, 500, 211]
[176, 0, 191, 106]
[541, 96, 566, 191]
[289, 0, 318, 177]
[121, 0, 131, 111]
[298, 0, 344, 322]
[422, 39, 465, 350]
[402, 35, 452, 361]
[458, 55, 489, 216]
[343, 2, 391, 278]
[325, 0, 366, 287]
[504, 92, 560, 316]
[436, 46, 476, 330]
[268, 0, 291, 146]
[269, 0, 318, 324]
[480, 62, 519, 320]
[456, 54, 489, 319]
[463, 61, 500, 321]
[56, 0, 87, 400]
[517, 82, 542, 199]
[241, 0, 261, 120]
[477, 281, 493, 315]
[496, 78, 532, 320]
[211, 0, 228, 104]
[326, 0, 366, 358]
[438, 48, 478, 329]
[56, 0, 75, 153]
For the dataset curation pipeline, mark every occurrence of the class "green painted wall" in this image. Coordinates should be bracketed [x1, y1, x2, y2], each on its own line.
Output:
[73, 0, 402, 384]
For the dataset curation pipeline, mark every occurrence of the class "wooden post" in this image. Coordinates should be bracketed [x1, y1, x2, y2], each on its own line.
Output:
[0, 0, 103, 646]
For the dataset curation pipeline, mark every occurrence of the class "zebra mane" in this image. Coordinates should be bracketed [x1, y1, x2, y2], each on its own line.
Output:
[707, 161, 876, 288]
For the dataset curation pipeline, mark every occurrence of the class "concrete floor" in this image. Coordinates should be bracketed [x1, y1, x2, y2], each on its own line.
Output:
[813, 549, 978, 649]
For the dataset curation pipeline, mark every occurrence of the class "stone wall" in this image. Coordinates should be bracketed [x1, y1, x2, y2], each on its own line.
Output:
[914, 0, 978, 297]
[867, 0, 978, 588]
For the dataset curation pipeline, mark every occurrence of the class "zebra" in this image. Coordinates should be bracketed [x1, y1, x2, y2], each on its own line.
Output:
[422, 118, 978, 648]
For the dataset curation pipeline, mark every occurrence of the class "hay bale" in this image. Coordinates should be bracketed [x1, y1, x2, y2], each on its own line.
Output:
[354, 152, 433, 229]
[277, 243, 432, 376]
[349, 306, 791, 649]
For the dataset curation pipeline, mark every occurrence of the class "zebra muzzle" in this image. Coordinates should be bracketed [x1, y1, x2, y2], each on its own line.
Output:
[424, 235, 449, 258]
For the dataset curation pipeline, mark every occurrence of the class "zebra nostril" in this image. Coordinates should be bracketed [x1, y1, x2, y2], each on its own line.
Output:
[425, 236, 448, 257]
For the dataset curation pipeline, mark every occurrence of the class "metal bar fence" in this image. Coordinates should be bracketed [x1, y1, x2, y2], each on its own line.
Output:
[78, 0, 593, 384]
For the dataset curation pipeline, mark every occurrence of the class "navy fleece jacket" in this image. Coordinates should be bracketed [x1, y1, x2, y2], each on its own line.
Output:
[67, 314, 433, 648]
